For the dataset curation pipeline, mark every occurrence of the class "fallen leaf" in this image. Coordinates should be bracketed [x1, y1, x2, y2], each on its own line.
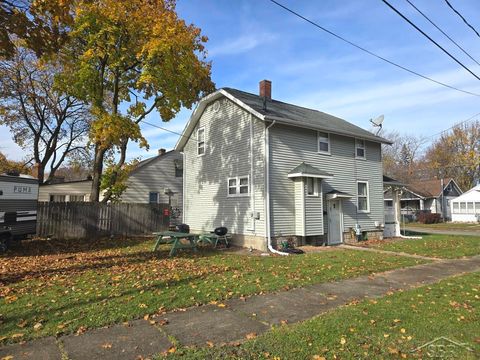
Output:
[157, 319, 169, 326]
[17, 319, 27, 328]
[167, 346, 176, 353]
[388, 347, 399, 354]
[33, 322, 43, 331]
[206, 341, 214, 347]
[101, 343, 112, 349]
[11, 333, 24, 339]
[1, 356, 14, 360]
[217, 303, 226, 308]
[400, 328, 406, 333]
[246, 332, 257, 340]
[340, 337, 346, 345]
[312, 356, 326, 360]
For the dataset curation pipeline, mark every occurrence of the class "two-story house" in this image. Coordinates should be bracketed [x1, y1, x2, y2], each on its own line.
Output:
[175, 80, 391, 251]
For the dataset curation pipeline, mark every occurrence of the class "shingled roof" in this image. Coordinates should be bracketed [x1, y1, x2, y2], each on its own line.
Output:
[408, 178, 454, 198]
[222, 88, 392, 144]
[288, 162, 333, 178]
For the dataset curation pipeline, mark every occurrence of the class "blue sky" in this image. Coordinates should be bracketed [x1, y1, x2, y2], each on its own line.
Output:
[2, 0, 480, 162]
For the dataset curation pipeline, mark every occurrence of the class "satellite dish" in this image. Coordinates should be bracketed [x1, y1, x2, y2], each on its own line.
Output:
[369, 115, 384, 135]
[370, 114, 384, 127]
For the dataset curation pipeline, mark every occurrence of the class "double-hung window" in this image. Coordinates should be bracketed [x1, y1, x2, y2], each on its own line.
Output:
[306, 177, 319, 196]
[227, 176, 249, 197]
[197, 127, 205, 156]
[357, 181, 369, 212]
[356, 139, 366, 159]
[317, 132, 330, 154]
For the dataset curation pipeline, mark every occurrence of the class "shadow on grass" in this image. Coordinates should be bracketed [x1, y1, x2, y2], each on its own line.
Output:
[0, 241, 223, 286]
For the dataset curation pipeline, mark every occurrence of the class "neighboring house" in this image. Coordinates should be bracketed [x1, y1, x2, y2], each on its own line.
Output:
[38, 178, 93, 202]
[175, 80, 392, 251]
[384, 178, 462, 221]
[383, 175, 404, 238]
[120, 149, 183, 215]
[451, 184, 480, 222]
[39, 150, 183, 218]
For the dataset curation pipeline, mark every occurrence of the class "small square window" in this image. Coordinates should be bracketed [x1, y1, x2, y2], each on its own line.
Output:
[356, 139, 365, 159]
[149, 192, 159, 204]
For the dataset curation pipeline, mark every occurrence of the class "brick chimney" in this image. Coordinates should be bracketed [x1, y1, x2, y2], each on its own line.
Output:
[158, 148, 166, 156]
[259, 80, 272, 100]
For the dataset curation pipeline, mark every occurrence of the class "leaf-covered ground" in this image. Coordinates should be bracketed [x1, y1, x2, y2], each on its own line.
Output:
[0, 237, 425, 344]
[162, 272, 480, 359]
[367, 234, 480, 259]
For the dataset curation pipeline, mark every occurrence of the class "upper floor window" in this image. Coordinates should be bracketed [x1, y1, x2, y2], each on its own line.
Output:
[357, 181, 369, 212]
[318, 131, 330, 154]
[174, 160, 183, 177]
[356, 139, 365, 159]
[306, 177, 319, 196]
[197, 127, 205, 156]
[228, 176, 249, 197]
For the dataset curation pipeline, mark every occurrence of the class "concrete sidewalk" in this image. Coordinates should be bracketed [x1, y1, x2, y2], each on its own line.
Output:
[1, 256, 480, 360]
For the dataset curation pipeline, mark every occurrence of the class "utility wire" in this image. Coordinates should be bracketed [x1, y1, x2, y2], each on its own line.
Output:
[381, 0, 480, 81]
[444, 0, 480, 39]
[420, 112, 480, 143]
[268, 0, 480, 97]
[405, 0, 480, 67]
[142, 120, 195, 141]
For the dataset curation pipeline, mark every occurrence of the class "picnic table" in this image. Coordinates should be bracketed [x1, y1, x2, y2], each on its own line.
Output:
[152, 231, 198, 256]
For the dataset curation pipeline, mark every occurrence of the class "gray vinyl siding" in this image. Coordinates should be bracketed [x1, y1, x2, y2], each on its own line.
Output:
[121, 151, 183, 209]
[183, 97, 265, 236]
[270, 124, 384, 236]
[38, 181, 91, 202]
[305, 179, 323, 235]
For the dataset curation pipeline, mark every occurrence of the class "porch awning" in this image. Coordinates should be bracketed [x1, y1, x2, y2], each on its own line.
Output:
[326, 190, 353, 200]
[288, 162, 333, 179]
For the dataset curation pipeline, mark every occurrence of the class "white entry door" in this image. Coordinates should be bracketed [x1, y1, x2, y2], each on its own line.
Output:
[328, 200, 343, 245]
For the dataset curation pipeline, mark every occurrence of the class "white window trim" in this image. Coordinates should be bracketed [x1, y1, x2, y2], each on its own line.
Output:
[227, 175, 249, 197]
[357, 180, 370, 213]
[355, 138, 366, 160]
[306, 177, 319, 197]
[197, 127, 206, 157]
[317, 131, 331, 155]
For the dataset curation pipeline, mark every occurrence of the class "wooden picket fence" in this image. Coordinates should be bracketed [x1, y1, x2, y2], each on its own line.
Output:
[36, 202, 170, 239]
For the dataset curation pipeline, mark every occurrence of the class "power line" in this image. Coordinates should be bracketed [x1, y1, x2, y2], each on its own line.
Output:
[414, 112, 480, 147]
[381, 0, 480, 81]
[444, 0, 480, 39]
[405, 0, 480, 67]
[267, 0, 480, 97]
[141, 120, 195, 141]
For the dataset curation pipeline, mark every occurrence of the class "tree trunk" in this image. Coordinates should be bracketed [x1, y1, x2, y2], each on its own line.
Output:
[91, 145, 106, 202]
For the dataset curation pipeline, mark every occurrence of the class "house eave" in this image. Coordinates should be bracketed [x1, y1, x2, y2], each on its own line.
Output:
[264, 115, 393, 145]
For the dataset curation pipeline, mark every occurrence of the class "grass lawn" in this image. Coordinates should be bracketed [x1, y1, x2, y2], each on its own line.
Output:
[407, 222, 480, 232]
[162, 272, 480, 359]
[0, 237, 425, 345]
[368, 234, 480, 259]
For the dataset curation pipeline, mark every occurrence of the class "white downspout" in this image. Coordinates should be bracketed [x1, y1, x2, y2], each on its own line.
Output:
[265, 120, 288, 255]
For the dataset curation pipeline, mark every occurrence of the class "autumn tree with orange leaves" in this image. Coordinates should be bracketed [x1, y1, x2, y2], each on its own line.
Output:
[58, 0, 214, 201]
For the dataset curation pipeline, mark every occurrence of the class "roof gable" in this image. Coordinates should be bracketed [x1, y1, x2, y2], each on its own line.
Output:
[407, 178, 462, 198]
[129, 150, 182, 176]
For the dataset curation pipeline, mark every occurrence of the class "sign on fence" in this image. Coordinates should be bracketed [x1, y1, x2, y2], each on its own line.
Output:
[36, 202, 170, 239]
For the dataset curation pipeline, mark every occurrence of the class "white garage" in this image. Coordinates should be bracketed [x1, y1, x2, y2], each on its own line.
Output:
[451, 184, 480, 223]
